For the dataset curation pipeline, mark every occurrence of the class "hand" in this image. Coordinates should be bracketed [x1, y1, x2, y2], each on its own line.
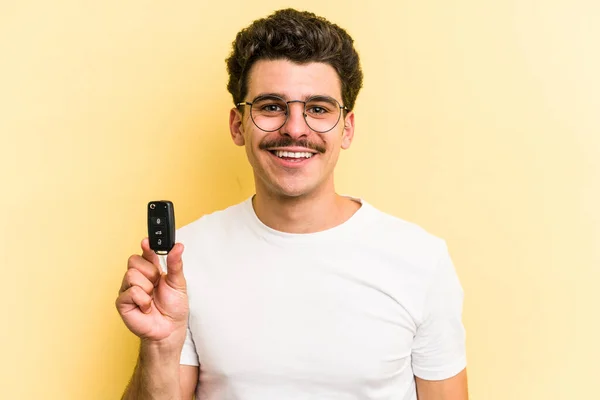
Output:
[115, 238, 189, 343]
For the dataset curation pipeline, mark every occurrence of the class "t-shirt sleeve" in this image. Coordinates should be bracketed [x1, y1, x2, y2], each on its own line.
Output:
[411, 240, 467, 380]
[180, 324, 200, 366]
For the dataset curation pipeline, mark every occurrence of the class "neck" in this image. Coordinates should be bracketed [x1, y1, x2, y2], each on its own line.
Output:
[252, 185, 360, 234]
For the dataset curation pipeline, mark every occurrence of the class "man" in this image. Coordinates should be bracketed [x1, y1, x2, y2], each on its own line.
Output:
[116, 8, 468, 400]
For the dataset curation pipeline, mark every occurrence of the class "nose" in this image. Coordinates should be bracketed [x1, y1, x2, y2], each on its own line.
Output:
[280, 101, 310, 138]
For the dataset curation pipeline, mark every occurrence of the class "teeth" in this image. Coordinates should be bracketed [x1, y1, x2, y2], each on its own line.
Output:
[275, 151, 314, 159]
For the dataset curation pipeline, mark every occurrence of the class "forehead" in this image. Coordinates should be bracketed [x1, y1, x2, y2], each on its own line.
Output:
[246, 59, 342, 101]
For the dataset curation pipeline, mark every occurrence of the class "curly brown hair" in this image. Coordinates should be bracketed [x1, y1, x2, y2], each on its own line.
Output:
[226, 8, 363, 111]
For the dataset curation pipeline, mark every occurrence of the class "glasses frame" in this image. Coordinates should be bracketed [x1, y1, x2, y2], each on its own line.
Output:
[236, 94, 349, 133]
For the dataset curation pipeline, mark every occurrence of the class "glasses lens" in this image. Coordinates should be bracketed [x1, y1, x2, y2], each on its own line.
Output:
[304, 96, 342, 132]
[250, 96, 288, 132]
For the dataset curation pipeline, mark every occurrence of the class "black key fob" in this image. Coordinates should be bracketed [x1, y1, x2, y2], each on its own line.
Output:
[147, 200, 175, 255]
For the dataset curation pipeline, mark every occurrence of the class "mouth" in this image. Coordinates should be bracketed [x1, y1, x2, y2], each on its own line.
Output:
[266, 148, 318, 166]
[269, 150, 315, 159]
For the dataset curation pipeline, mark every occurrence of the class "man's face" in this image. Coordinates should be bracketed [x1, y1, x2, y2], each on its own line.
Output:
[229, 59, 355, 199]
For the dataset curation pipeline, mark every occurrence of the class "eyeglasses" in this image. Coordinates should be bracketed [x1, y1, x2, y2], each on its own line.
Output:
[236, 94, 348, 133]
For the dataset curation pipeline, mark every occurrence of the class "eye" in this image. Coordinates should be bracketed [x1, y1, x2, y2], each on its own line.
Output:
[262, 103, 284, 112]
[305, 97, 338, 116]
[252, 97, 287, 115]
[307, 106, 328, 114]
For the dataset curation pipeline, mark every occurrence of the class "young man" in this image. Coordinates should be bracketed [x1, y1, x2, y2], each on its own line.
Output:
[116, 8, 468, 400]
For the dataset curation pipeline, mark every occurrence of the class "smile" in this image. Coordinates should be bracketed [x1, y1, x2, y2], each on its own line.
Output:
[266, 149, 318, 167]
[272, 150, 314, 159]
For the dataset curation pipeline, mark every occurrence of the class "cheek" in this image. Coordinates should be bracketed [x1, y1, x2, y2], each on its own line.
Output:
[323, 131, 343, 152]
[327, 146, 342, 162]
[243, 126, 260, 150]
[245, 131, 269, 166]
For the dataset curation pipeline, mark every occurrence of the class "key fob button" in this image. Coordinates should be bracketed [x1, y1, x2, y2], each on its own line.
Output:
[150, 236, 166, 249]
[151, 217, 164, 226]
[153, 229, 165, 237]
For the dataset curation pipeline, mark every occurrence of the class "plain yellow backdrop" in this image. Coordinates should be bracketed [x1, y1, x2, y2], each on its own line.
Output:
[1, 1, 598, 399]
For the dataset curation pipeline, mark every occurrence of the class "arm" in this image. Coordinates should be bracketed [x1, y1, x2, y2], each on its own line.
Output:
[412, 241, 468, 399]
[121, 343, 199, 400]
[180, 365, 200, 400]
[122, 340, 192, 400]
[416, 368, 469, 400]
[116, 240, 197, 399]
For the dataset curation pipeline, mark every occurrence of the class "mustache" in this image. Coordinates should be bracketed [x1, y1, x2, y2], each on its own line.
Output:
[259, 137, 326, 154]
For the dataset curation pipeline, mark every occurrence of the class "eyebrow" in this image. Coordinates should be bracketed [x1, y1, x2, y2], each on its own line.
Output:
[253, 92, 337, 102]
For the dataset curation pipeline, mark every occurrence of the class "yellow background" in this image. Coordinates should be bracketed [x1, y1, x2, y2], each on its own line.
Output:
[1, 1, 598, 398]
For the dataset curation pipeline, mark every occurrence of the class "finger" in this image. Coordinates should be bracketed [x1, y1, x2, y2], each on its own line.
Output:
[127, 254, 161, 287]
[119, 267, 154, 295]
[165, 243, 186, 291]
[124, 238, 161, 286]
[141, 237, 161, 267]
[117, 285, 152, 314]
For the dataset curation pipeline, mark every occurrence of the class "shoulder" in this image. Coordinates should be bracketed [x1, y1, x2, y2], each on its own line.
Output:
[358, 199, 448, 266]
[175, 197, 251, 244]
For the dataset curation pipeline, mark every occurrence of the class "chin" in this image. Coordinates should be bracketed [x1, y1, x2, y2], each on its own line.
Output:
[272, 180, 324, 199]
[255, 164, 330, 199]
[272, 186, 310, 198]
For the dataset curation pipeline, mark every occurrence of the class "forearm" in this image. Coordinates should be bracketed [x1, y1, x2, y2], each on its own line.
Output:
[122, 339, 183, 400]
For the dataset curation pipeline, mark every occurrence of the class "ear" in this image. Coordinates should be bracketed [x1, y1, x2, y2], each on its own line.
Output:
[229, 107, 246, 146]
[340, 111, 355, 150]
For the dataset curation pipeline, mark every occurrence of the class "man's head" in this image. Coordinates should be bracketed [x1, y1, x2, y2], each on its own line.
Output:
[226, 9, 363, 199]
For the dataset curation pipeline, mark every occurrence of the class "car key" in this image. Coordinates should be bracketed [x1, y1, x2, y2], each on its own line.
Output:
[147, 200, 176, 255]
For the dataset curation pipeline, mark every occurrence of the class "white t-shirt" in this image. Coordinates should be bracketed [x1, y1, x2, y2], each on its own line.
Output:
[175, 196, 467, 400]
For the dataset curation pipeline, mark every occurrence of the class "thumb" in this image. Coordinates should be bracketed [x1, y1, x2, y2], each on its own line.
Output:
[165, 243, 186, 291]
